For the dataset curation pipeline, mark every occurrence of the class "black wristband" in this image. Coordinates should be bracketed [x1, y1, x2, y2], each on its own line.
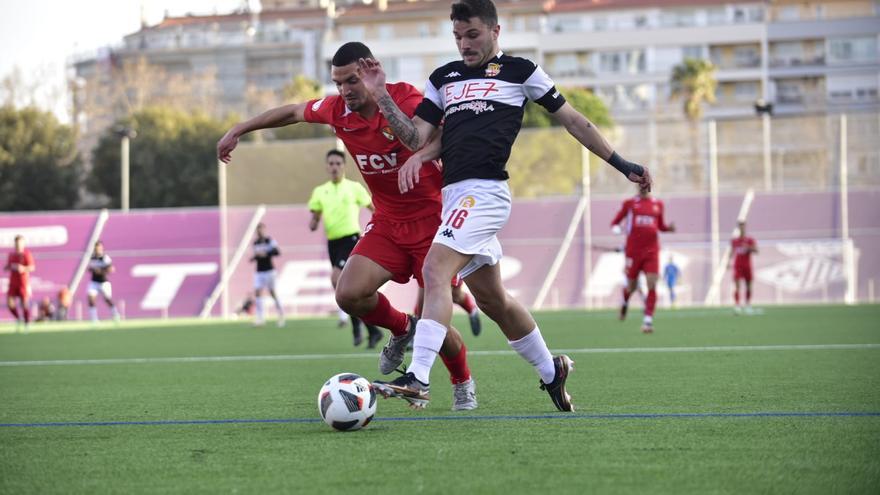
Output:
[607, 151, 644, 178]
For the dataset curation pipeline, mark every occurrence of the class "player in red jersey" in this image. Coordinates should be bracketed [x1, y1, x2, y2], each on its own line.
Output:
[730, 220, 758, 314]
[611, 188, 675, 333]
[217, 42, 477, 410]
[5, 235, 36, 332]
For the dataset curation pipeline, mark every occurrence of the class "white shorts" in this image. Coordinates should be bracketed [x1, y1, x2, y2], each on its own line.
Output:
[434, 178, 511, 279]
[254, 270, 277, 291]
[87, 281, 112, 298]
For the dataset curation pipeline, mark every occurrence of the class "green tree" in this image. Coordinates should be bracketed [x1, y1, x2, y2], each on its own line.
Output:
[508, 87, 613, 197]
[670, 58, 717, 180]
[0, 105, 82, 211]
[522, 86, 612, 129]
[272, 75, 332, 140]
[88, 106, 236, 208]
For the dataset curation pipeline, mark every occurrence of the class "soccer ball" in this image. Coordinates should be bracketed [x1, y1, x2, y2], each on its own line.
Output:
[317, 373, 377, 431]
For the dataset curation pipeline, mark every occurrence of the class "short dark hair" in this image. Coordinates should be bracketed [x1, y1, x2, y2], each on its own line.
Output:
[14, 235, 23, 242]
[326, 149, 346, 161]
[450, 0, 498, 26]
[332, 42, 374, 67]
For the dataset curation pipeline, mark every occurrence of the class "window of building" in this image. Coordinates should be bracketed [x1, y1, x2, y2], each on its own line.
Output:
[734, 46, 760, 67]
[552, 16, 583, 33]
[778, 6, 800, 21]
[377, 24, 394, 40]
[660, 9, 697, 27]
[340, 25, 365, 42]
[734, 81, 759, 101]
[597, 50, 646, 74]
[828, 36, 879, 64]
[682, 45, 704, 60]
[707, 8, 727, 25]
[551, 53, 579, 77]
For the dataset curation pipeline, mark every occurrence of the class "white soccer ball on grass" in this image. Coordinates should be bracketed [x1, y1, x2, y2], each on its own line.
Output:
[317, 373, 377, 431]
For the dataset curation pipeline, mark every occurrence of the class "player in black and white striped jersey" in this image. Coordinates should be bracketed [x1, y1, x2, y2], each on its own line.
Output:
[360, 0, 651, 412]
[87, 241, 120, 324]
[251, 223, 285, 327]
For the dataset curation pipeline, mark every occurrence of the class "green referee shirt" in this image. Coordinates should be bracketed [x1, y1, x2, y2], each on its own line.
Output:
[307, 178, 372, 240]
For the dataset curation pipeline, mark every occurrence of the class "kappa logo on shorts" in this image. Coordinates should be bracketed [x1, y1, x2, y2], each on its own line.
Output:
[439, 229, 455, 239]
[459, 196, 476, 208]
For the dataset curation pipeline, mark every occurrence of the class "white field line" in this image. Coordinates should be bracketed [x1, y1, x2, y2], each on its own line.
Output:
[1, 343, 878, 367]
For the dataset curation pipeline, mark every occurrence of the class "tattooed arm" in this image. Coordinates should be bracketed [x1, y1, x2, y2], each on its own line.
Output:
[357, 57, 436, 151]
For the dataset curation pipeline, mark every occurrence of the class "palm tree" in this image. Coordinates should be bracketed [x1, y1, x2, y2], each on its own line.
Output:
[670, 58, 717, 184]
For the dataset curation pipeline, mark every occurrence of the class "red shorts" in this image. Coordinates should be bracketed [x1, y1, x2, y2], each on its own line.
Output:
[734, 265, 753, 282]
[6, 282, 31, 300]
[625, 250, 659, 280]
[352, 214, 441, 287]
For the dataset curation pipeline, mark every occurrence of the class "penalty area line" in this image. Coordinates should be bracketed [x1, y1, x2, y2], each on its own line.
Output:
[1, 411, 879, 429]
[1, 343, 879, 367]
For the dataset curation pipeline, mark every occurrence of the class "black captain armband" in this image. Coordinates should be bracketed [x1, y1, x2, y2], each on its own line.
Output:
[607, 152, 645, 178]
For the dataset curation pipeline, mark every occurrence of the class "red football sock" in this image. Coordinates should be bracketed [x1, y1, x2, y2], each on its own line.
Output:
[440, 343, 471, 385]
[413, 298, 422, 318]
[734, 289, 740, 305]
[360, 292, 408, 337]
[645, 289, 657, 317]
[22, 306, 31, 323]
[746, 287, 752, 304]
[9, 306, 20, 320]
[456, 293, 476, 314]
[622, 287, 632, 304]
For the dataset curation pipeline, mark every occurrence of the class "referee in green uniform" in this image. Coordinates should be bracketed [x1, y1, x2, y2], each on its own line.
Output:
[308, 149, 382, 348]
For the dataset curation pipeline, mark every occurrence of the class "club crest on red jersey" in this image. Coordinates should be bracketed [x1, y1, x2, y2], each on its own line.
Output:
[381, 126, 395, 141]
[485, 63, 502, 77]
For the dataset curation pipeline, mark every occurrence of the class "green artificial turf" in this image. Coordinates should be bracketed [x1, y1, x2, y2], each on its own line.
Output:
[1, 305, 878, 494]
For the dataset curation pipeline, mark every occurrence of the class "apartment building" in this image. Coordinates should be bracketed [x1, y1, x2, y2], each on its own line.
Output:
[325, 0, 879, 121]
[71, 0, 879, 134]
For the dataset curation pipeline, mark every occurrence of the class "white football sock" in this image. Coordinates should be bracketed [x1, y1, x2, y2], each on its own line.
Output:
[274, 297, 284, 316]
[255, 296, 265, 321]
[406, 319, 447, 384]
[89, 307, 98, 322]
[509, 327, 556, 384]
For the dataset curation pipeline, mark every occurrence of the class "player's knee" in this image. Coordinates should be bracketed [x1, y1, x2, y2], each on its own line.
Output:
[334, 284, 366, 313]
[421, 264, 451, 291]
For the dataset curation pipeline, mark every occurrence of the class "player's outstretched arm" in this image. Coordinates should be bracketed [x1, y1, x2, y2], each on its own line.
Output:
[356, 57, 435, 151]
[398, 127, 443, 194]
[552, 103, 652, 192]
[217, 103, 309, 163]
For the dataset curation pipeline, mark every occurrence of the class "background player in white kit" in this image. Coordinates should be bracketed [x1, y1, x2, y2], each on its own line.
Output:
[87, 241, 120, 324]
[251, 223, 285, 327]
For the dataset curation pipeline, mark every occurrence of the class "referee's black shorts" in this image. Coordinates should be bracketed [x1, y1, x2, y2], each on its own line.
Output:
[327, 233, 360, 269]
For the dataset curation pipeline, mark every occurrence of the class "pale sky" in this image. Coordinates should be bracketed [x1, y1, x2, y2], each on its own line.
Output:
[0, 0, 252, 120]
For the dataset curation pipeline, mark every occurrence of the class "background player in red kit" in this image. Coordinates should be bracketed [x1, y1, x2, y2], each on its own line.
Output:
[611, 188, 675, 333]
[217, 42, 477, 410]
[730, 220, 758, 314]
[5, 235, 35, 332]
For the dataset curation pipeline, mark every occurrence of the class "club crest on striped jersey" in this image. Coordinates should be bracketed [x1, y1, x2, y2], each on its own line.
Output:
[459, 196, 476, 208]
[381, 126, 395, 141]
[484, 63, 502, 77]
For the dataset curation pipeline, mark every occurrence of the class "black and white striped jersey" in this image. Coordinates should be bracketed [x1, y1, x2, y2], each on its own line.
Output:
[415, 52, 566, 186]
[88, 254, 112, 283]
[253, 236, 280, 273]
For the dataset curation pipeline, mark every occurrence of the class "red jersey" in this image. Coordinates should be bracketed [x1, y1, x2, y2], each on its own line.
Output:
[611, 196, 671, 254]
[5, 250, 34, 287]
[304, 82, 443, 223]
[731, 236, 757, 268]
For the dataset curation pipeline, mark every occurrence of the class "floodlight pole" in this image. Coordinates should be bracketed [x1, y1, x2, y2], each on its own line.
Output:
[708, 120, 720, 306]
[116, 127, 136, 212]
[581, 147, 592, 309]
[218, 160, 230, 319]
